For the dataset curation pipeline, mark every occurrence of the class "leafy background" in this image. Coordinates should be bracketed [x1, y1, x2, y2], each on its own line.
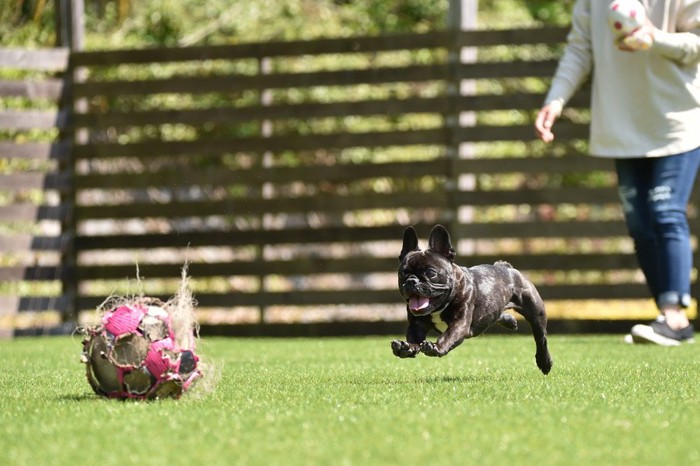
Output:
[2, 0, 575, 48]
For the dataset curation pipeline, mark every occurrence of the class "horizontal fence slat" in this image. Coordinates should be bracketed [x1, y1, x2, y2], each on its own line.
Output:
[458, 60, 559, 79]
[538, 283, 651, 300]
[74, 159, 448, 189]
[75, 253, 642, 281]
[72, 90, 592, 130]
[77, 259, 397, 280]
[71, 31, 454, 66]
[74, 154, 610, 190]
[79, 290, 400, 309]
[0, 48, 69, 72]
[456, 27, 569, 46]
[75, 192, 449, 219]
[0, 204, 69, 221]
[0, 295, 70, 313]
[73, 128, 447, 159]
[70, 28, 569, 67]
[73, 61, 563, 98]
[457, 122, 589, 143]
[197, 321, 407, 338]
[452, 187, 620, 205]
[74, 96, 452, 128]
[455, 221, 630, 238]
[73, 63, 450, 97]
[0, 173, 71, 191]
[0, 79, 65, 100]
[73, 124, 589, 160]
[194, 320, 645, 338]
[0, 266, 63, 281]
[0, 235, 65, 252]
[0, 110, 69, 131]
[457, 155, 609, 174]
[76, 282, 650, 311]
[0, 141, 70, 161]
[72, 222, 638, 251]
[74, 187, 621, 221]
[75, 226, 404, 250]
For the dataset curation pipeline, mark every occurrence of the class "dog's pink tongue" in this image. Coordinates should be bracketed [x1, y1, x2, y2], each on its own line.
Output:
[409, 296, 430, 311]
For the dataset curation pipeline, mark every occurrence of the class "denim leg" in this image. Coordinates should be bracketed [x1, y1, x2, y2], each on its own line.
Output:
[615, 158, 659, 300]
[615, 148, 700, 309]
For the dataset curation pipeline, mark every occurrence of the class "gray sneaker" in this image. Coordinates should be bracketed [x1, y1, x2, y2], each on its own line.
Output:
[628, 316, 695, 346]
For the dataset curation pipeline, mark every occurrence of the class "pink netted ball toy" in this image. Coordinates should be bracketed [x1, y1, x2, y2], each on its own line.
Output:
[80, 300, 201, 400]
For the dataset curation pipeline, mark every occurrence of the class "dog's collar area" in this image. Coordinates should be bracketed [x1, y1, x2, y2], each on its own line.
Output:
[430, 310, 449, 333]
[432, 301, 450, 315]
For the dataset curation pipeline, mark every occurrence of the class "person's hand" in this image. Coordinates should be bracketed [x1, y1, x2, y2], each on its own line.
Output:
[534, 100, 562, 143]
[616, 22, 655, 51]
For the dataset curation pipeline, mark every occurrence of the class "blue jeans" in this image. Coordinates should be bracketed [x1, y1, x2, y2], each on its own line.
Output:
[615, 147, 700, 310]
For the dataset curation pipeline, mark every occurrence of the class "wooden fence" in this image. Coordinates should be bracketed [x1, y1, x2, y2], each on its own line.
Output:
[2, 27, 698, 337]
[0, 47, 73, 337]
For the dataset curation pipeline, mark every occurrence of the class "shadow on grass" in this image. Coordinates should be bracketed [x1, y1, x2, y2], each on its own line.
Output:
[57, 393, 102, 402]
[418, 375, 478, 384]
[344, 374, 495, 386]
[416, 374, 529, 385]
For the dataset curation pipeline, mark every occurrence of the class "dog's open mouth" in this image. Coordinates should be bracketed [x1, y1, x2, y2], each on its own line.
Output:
[408, 295, 430, 313]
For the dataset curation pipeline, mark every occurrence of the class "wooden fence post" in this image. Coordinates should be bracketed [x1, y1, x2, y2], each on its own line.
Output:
[446, 0, 478, 250]
[258, 56, 274, 324]
[56, 0, 85, 324]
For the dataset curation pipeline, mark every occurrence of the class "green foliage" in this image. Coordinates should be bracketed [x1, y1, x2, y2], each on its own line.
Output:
[78, 0, 446, 49]
[0, 1, 574, 48]
[524, 0, 576, 25]
[2, 336, 700, 465]
[0, 0, 56, 46]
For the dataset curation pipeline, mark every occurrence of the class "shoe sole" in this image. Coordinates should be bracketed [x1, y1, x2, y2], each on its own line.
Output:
[630, 324, 681, 347]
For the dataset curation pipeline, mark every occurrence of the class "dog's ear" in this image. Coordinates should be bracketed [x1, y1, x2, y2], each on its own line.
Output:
[428, 224, 456, 262]
[399, 226, 420, 261]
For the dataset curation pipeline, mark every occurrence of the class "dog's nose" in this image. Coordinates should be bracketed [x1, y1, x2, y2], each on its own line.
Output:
[403, 276, 419, 292]
[406, 276, 419, 285]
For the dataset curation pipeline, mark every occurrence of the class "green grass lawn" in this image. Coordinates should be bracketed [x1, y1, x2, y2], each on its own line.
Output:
[1, 334, 699, 466]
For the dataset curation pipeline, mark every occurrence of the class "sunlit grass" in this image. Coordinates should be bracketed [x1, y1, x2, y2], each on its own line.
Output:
[2, 335, 699, 466]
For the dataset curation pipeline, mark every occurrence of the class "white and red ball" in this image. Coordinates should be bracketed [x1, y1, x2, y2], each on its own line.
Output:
[608, 0, 647, 36]
[81, 302, 201, 400]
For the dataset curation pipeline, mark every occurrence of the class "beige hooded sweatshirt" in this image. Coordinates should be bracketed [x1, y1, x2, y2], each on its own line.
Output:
[544, 0, 700, 157]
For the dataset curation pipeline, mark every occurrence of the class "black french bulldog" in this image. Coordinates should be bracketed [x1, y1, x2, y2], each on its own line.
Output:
[392, 224, 553, 374]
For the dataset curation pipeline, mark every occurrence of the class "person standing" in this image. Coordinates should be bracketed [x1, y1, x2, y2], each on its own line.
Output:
[534, 0, 700, 345]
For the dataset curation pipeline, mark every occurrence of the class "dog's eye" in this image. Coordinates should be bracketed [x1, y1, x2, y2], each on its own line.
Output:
[426, 268, 438, 279]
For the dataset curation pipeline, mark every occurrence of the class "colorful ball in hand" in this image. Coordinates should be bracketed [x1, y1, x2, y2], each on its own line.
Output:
[608, 0, 647, 36]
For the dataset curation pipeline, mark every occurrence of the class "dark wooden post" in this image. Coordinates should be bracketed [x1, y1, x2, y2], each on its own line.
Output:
[258, 56, 273, 324]
[446, 0, 478, 250]
[56, 0, 85, 325]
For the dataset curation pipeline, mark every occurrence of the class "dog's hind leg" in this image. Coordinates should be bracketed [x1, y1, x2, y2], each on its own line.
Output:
[512, 284, 553, 375]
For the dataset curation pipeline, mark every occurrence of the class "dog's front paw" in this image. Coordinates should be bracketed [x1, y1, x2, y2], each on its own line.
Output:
[420, 340, 446, 357]
[391, 340, 420, 358]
